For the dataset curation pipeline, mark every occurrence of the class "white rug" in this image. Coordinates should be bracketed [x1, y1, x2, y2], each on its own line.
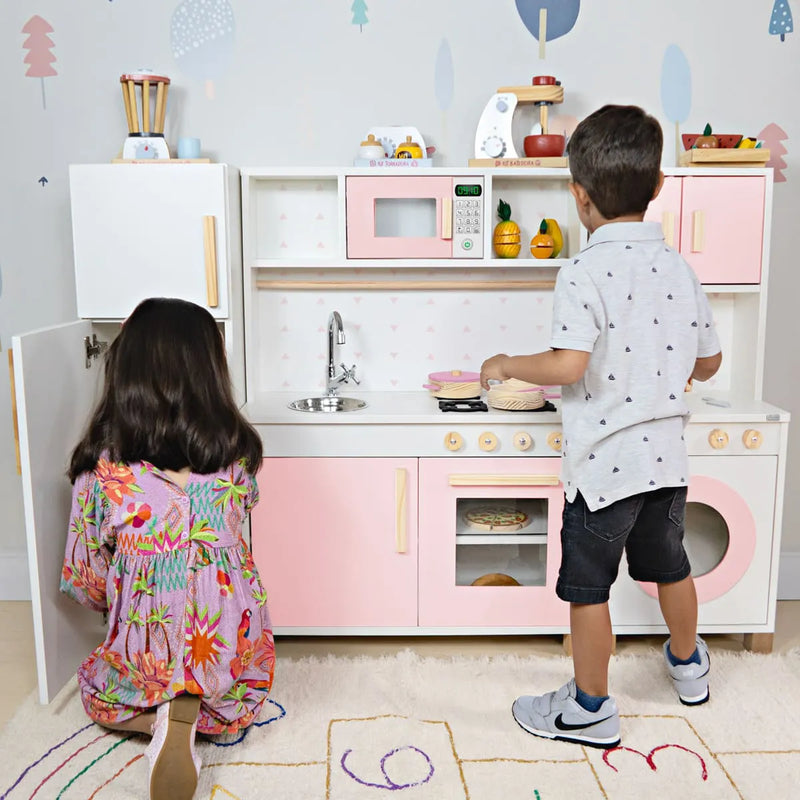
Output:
[2, 648, 799, 799]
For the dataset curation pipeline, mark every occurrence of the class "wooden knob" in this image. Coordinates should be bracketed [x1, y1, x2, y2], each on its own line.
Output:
[478, 432, 498, 452]
[444, 432, 463, 452]
[708, 429, 729, 450]
[513, 432, 533, 451]
[547, 431, 563, 452]
[742, 429, 763, 450]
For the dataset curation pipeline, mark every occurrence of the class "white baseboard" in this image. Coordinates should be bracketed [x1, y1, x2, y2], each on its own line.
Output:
[0, 551, 31, 600]
[778, 551, 800, 600]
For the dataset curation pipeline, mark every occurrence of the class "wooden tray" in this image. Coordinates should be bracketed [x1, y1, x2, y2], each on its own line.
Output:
[678, 149, 770, 167]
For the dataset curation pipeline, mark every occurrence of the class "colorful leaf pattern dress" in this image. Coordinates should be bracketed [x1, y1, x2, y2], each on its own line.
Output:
[61, 458, 275, 735]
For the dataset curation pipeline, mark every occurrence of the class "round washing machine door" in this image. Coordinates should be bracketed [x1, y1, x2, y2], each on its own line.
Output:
[637, 475, 756, 603]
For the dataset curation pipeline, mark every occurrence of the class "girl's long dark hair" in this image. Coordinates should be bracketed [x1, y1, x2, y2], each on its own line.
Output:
[68, 298, 262, 481]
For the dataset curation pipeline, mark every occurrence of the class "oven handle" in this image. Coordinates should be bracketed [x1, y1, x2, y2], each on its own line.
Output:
[395, 467, 407, 553]
[448, 474, 560, 487]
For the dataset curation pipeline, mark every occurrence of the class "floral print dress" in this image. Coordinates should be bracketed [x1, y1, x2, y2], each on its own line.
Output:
[61, 458, 275, 735]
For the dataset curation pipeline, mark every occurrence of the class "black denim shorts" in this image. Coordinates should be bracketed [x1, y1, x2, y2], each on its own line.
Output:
[555, 486, 691, 604]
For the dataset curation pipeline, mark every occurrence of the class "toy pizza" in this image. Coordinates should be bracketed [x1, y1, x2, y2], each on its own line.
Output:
[463, 505, 529, 532]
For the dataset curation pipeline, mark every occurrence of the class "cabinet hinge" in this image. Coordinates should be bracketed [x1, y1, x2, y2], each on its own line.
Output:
[84, 334, 108, 369]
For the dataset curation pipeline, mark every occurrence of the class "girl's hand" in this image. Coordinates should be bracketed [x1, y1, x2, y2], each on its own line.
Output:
[480, 354, 509, 389]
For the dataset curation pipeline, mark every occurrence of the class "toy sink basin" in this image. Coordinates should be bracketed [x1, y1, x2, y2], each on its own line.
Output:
[682, 133, 742, 149]
[288, 396, 367, 412]
[523, 134, 565, 158]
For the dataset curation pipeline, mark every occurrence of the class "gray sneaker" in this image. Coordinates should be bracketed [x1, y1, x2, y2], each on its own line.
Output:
[511, 678, 620, 749]
[663, 636, 710, 705]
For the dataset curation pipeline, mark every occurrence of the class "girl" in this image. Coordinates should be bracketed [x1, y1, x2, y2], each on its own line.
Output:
[61, 297, 274, 800]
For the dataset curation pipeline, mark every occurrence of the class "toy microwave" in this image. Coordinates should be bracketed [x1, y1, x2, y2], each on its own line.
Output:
[345, 176, 485, 259]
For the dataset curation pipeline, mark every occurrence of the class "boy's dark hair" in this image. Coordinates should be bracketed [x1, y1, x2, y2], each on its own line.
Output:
[68, 297, 262, 481]
[567, 104, 663, 219]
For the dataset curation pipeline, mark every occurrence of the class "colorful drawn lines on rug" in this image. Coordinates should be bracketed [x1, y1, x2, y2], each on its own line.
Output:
[1, 708, 764, 798]
[0, 700, 285, 799]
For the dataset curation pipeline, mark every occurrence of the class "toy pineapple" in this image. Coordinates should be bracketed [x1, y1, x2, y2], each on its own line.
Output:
[493, 199, 521, 258]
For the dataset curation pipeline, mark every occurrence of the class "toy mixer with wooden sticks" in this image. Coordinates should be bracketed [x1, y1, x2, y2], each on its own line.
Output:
[119, 72, 171, 160]
[472, 75, 566, 165]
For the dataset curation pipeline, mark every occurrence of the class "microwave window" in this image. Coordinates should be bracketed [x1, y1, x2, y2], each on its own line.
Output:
[374, 198, 437, 238]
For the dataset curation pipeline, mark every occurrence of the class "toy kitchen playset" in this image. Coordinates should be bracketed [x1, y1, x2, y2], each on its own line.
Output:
[11, 74, 788, 701]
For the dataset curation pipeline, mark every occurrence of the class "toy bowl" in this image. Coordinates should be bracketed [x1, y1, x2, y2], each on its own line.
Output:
[682, 133, 742, 150]
[523, 134, 565, 158]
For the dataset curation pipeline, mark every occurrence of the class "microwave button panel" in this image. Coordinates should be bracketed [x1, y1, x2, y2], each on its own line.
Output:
[453, 178, 484, 258]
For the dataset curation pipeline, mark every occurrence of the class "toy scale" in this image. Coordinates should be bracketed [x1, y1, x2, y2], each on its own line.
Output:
[120, 72, 171, 160]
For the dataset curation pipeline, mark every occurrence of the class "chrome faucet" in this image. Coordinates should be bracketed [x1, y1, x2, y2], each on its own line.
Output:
[326, 311, 359, 395]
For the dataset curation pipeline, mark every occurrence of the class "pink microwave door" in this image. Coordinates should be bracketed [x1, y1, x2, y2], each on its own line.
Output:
[346, 176, 453, 258]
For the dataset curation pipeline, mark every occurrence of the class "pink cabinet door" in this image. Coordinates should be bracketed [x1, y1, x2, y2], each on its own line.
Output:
[644, 175, 683, 249]
[679, 176, 765, 284]
[418, 458, 568, 628]
[346, 176, 453, 258]
[251, 458, 418, 627]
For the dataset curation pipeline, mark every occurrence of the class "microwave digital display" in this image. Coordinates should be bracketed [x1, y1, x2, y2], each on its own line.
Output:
[455, 184, 483, 197]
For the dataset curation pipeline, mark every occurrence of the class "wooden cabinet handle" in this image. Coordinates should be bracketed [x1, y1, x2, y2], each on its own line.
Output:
[395, 468, 407, 554]
[661, 211, 676, 248]
[202, 215, 219, 307]
[448, 474, 560, 487]
[691, 210, 705, 253]
[441, 197, 453, 240]
[7, 350, 21, 475]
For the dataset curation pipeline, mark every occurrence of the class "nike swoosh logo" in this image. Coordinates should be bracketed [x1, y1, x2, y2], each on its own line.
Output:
[554, 713, 614, 732]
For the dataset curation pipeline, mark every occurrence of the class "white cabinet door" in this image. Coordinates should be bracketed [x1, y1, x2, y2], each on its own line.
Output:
[12, 321, 106, 703]
[70, 164, 232, 319]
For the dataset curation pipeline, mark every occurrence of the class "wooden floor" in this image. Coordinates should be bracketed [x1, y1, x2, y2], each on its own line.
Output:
[2, 600, 799, 730]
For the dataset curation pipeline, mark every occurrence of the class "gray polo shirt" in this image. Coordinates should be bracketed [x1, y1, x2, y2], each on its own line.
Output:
[550, 221, 720, 511]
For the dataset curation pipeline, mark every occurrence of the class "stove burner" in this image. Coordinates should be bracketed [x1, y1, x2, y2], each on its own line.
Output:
[439, 399, 488, 412]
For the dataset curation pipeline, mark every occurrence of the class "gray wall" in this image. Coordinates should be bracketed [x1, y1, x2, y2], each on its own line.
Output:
[1, 0, 798, 598]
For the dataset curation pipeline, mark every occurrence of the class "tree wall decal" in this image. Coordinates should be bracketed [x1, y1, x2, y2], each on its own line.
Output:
[661, 44, 692, 165]
[171, 0, 235, 100]
[22, 15, 57, 110]
[759, 123, 789, 182]
[769, 0, 794, 41]
[352, 0, 369, 32]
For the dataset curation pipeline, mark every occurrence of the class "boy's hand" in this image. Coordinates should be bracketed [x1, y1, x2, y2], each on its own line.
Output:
[480, 354, 509, 389]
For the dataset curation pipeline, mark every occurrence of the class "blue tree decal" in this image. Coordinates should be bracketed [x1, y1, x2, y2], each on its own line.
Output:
[769, 0, 794, 40]
[352, 0, 368, 32]
[434, 39, 454, 112]
[661, 44, 692, 164]
[514, 1, 580, 44]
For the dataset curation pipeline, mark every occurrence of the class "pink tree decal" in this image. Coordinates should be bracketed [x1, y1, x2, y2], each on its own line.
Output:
[759, 123, 789, 182]
[22, 15, 57, 109]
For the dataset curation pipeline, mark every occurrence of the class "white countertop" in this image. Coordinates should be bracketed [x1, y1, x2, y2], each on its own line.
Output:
[243, 391, 790, 426]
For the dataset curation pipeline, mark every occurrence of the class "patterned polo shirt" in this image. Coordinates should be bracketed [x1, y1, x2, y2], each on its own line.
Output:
[550, 221, 721, 511]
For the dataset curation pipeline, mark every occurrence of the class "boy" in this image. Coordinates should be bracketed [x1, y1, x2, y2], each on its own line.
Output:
[480, 105, 722, 749]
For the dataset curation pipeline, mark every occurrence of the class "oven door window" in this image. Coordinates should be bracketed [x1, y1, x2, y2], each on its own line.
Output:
[455, 498, 549, 587]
